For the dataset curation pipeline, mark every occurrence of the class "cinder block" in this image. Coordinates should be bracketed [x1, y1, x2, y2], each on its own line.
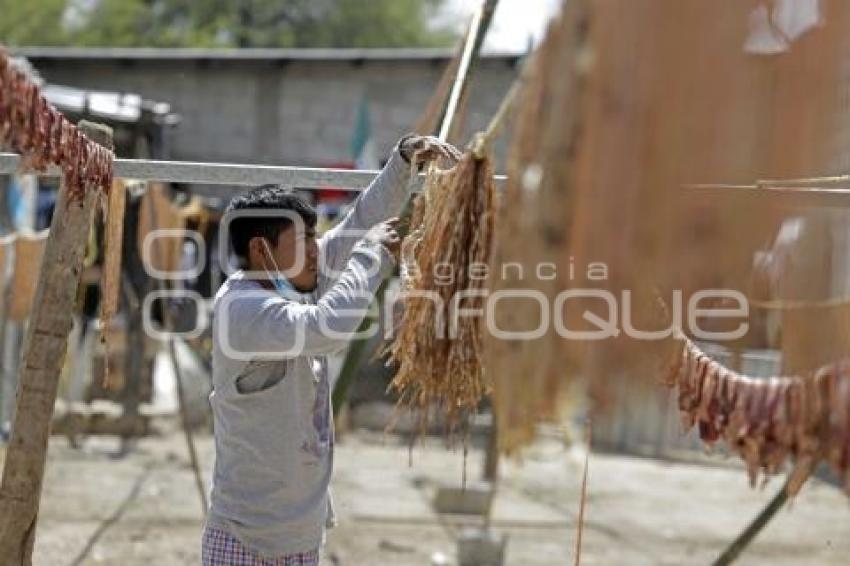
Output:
[457, 527, 507, 566]
[433, 481, 494, 516]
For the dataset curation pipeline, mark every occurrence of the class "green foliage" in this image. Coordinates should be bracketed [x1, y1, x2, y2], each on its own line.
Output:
[0, 0, 457, 48]
[293, 0, 456, 48]
[0, 0, 69, 47]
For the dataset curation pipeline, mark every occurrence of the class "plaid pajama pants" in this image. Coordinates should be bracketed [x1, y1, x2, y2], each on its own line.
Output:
[202, 527, 320, 566]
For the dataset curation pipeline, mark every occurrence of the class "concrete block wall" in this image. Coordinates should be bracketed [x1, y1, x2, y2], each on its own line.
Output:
[30, 55, 519, 172]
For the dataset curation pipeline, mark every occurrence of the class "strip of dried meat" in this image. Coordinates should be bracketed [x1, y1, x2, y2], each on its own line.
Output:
[0, 48, 113, 200]
[663, 335, 850, 496]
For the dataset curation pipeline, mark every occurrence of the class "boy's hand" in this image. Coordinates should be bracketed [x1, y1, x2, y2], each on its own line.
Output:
[398, 134, 463, 167]
[364, 218, 402, 262]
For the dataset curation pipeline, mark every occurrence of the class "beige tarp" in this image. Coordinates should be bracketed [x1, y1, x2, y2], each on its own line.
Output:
[8, 230, 48, 322]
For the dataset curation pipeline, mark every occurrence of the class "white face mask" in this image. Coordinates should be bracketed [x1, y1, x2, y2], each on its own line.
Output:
[260, 239, 302, 301]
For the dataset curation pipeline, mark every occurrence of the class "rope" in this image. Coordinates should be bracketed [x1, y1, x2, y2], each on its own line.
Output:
[748, 295, 850, 309]
[757, 175, 850, 187]
[684, 182, 850, 197]
[685, 175, 850, 190]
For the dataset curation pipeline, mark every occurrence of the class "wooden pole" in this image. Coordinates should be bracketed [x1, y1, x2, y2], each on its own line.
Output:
[712, 478, 791, 566]
[142, 185, 208, 515]
[483, 414, 499, 481]
[0, 121, 112, 564]
[120, 286, 145, 454]
[574, 419, 592, 566]
[438, 0, 498, 143]
[167, 337, 208, 515]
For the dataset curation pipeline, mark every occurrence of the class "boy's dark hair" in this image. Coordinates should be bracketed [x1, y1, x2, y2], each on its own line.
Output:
[225, 185, 317, 264]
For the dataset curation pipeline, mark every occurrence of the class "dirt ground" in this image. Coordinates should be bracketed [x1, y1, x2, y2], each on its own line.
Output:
[7, 420, 849, 565]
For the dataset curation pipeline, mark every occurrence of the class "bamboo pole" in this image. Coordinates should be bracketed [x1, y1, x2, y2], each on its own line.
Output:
[437, 0, 498, 143]
[0, 122, 111, 564]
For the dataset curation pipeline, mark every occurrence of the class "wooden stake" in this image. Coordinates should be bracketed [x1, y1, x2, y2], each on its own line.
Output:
[0, 121, 112, 564]
[712, 478, 790, 566]
[574, 418, 591, 566]
[167, 337, 208, 516]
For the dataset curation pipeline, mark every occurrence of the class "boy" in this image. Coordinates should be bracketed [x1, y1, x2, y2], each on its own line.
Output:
[203, 135, 461, 565]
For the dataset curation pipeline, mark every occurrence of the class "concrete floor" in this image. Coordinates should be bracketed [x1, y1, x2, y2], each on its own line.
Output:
[9, 421, 850, 565]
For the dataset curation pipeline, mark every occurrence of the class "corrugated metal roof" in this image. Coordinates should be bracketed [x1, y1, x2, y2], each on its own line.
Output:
[44, 85, 143, 122]
[11, 46, 522, 62]
[40, 83, 177, 124]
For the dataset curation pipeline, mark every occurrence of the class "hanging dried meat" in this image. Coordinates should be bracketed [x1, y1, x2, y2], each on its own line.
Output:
[0, 48, 113, 201]
[483, 0, 592, 453]
[484, 0, 850, 454]
[388, 151, 497, 433]
[663, 335, 850, 496]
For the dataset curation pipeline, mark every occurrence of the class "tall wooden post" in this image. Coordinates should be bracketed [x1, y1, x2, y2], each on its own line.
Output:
[0, 121, 112, 564]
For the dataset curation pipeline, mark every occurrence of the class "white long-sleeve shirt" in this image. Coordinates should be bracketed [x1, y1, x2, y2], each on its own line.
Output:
[207, 148, 410, 557]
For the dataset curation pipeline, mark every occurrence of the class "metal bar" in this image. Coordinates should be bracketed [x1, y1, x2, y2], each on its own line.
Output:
[0, 152, 506, 191]
[0, 152, 376, 188]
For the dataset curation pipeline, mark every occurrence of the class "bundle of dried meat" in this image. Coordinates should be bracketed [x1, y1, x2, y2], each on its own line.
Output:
[387, 151, 497, 434]
[0, 48, 113, 201]
[663, 335, 850, 496]
[483, 0, 592, 453]
[387, 0, 515, 436]
[481, 0, 850, 456]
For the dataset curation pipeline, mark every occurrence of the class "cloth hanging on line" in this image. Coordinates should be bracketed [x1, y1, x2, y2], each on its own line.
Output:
[136, 182, 186, 276]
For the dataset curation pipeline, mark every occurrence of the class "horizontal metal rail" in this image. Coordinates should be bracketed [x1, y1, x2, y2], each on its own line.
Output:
[0, 152, 507, 192]
[7, 151, 848, 206]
